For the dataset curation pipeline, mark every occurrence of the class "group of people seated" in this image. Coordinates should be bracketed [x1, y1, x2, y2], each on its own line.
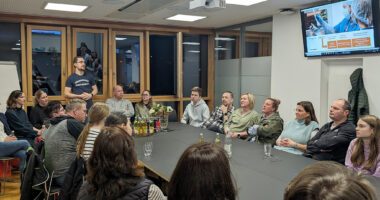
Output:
[0, 80, 379, 199]
[200, 90, 380, 177]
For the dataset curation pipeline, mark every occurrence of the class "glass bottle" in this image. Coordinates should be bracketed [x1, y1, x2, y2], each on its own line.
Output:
[199, 133, 205, 143]
[215, 133, 221, 146]
[224, 134, 232, 158]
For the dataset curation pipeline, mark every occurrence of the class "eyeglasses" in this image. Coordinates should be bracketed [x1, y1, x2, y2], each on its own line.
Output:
[76, 61, 85, 63]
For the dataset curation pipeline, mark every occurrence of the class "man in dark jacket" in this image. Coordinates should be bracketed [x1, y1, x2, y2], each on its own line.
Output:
[44, 99, 86, 187]
[305, 99, 356, 164]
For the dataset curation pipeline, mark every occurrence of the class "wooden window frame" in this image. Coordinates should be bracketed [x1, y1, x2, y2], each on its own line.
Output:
[111, 30, 145, 101]
[26, 25, 67, 102]
[71, 27, 108, 101]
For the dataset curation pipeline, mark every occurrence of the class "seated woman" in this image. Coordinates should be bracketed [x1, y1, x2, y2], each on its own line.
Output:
[76, 102, 110, 160]
[284, 161, 377, 200]
[0, 121, 30, 171]
[224, 93, 260, 139]
[105, 112, 132, 136]
[29, 89, 49, 129]
[77, 127, 165, 200]
[168, 142, 236, 200]
[135, 90, 155, 119]
[275, 101, 319, 155]
[5, 90, 42, 145]
[245, 98, 284, 144]
[345, 115, 380, 177]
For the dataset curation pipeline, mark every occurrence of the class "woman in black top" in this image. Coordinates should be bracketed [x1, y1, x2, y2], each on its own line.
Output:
[29, 89, 49, 129]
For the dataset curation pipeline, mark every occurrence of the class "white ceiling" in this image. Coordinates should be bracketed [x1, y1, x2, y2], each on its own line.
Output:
[0, 0, 323, 29]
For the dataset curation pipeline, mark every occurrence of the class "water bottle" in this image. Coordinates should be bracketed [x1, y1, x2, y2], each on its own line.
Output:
[214, 133, 221, 146]
[224, 134, 232, 158]
[199, 133, 205, 143]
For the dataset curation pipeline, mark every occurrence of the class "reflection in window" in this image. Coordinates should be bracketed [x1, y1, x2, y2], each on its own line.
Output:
[183, 35, 208, 97]
[149, 34, 177, 96]
[76, 32, 104, 95]
[0, 22, 21, 89]
[32, 29, 62, 95]
[215, 35, 237, 60]
[115, 35, 140, 94]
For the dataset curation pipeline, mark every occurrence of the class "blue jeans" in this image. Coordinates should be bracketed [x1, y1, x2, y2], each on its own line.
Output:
[0, 140, 30, 171]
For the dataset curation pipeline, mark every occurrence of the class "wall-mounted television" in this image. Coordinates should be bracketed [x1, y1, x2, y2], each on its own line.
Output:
[300, 0, 380, 57]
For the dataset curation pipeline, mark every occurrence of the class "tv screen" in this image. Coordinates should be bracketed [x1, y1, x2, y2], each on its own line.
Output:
[300, 0, 380, 57]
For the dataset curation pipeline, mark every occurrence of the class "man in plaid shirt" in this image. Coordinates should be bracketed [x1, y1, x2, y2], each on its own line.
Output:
[202, 91, 234, 134]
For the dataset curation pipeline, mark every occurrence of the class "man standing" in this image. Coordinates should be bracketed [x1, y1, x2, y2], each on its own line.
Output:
[305, 99, 356, 164]
[65, 56, 98, 109]
[44, 99, 86, 187]
[202, 91, 234, 133]
[105, 85, 134, 118]
[181, 87, 210, 128]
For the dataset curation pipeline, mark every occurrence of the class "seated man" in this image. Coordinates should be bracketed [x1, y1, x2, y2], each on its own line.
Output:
[305, 99, 356, 164]
[181, 87, 210, 128]
[44, 99, 86, 187]
[202, 91, 234, 133]
[105, 85, 134, 118]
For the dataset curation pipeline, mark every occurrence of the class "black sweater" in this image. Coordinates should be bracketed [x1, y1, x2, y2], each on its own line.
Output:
[5, 107, 37, 139]
[29, 104, 48, 129]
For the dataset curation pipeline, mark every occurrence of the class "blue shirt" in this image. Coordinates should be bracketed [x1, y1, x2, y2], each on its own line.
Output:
[65, 72, 95, 109]
[275, 120, 319, 155]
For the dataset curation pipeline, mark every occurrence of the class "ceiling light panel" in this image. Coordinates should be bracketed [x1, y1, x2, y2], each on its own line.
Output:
[226, 0, 267, 6]
[166, 14, 206, 22]
[44, 3, 88, 12]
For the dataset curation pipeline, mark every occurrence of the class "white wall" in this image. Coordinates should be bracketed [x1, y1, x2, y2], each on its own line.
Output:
[272, 12, 380, 124]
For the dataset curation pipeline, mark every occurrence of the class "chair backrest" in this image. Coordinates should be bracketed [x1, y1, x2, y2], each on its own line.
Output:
[0, 112, 12, 134]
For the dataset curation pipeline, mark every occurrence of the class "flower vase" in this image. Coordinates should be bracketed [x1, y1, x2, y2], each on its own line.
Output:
[160, 114, 169, 131]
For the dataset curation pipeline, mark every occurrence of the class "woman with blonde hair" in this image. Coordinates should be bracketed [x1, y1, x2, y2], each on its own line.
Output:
[76, 102, 110, 160]
[29, 89, 49, 129]
[345, 115, 380, 177]
[224, 93, 260, 139]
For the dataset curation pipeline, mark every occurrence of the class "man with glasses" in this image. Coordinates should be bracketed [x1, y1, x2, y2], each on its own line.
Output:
[65, 56, 98, 109]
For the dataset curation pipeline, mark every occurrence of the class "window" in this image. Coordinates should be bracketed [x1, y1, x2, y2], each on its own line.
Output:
[149, 34, 177, 96]
[114, 33, 142, 94]
[182, 34, 208, 97]
[27, 25, 66, 99]
[73, 28, 107, 96]
[215, 35, 238, 60]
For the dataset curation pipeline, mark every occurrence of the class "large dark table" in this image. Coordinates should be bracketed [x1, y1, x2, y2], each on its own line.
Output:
[134, 123, 380, 199]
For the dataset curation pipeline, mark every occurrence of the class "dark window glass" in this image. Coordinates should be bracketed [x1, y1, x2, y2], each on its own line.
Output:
[183, 35, 208, 97]
[76, 32, 104, 95]
[245, 41, 259, 57]
[0, 22, 21, 89]
[149, 34, 177, 96]
[115, 35, 141, 94]
[32, 29, 62, 95]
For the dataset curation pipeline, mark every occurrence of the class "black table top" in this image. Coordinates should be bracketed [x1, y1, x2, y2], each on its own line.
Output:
[134, 123, 380, 199]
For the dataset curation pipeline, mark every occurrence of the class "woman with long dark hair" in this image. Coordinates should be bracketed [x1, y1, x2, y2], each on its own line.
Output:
[135, 90, 155, 119]
[168, 142, 237, 200]
[77, 126, 165, 200]
[275, 101, 319, 155]
[5, 90, 42, 145]
[345, 115, 380, 177]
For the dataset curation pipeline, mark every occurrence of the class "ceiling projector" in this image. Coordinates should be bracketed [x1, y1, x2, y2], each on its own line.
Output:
[189, 0, 226, 9]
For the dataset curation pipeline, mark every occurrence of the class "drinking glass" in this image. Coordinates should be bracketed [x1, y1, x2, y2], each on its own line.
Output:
[264, 143, 272, 158]
[144, 141, 153, 157]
